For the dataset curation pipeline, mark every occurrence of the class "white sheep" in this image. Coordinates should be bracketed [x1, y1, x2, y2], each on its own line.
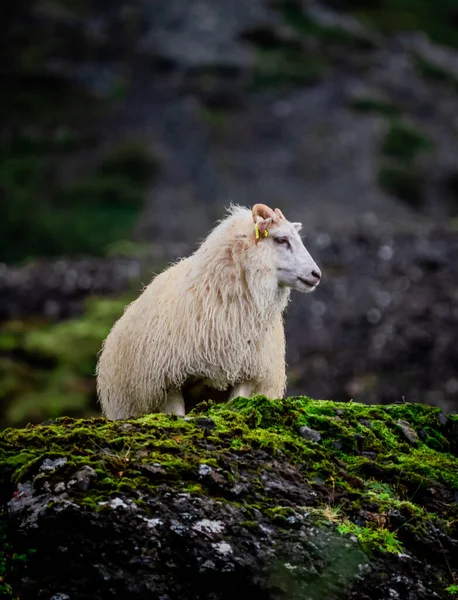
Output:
[96, 204, 321, 419]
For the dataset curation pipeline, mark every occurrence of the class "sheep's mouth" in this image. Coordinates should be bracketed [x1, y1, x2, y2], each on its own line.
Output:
[297, 276, 317, 288]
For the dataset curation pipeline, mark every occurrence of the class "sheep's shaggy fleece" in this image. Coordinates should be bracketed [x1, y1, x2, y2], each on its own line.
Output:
[97, 206, 294, 419]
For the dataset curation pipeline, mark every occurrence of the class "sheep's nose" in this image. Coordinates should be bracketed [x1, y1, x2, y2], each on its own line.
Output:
[311, 268, 321, 282]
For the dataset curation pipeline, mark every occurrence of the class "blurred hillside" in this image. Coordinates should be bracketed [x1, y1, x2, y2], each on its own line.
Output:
[1, 0, 458, 426]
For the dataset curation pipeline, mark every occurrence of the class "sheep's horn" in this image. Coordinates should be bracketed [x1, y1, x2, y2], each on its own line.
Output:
[274, 208, 286, 220]
[252, 203, 277, 223]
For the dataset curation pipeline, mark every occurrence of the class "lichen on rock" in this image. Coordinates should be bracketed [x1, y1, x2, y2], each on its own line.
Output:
[0, 396, 457, 599]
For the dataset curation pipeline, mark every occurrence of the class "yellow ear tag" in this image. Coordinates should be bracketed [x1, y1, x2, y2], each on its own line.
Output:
[254, 223, 269, 240]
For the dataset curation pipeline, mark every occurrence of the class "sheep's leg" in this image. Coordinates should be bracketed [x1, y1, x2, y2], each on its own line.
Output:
[163, 388, 186, 416]
[230, 382, 254, 401]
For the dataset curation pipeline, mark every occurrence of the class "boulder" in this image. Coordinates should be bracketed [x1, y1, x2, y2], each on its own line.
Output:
[0, 396, 457, 599]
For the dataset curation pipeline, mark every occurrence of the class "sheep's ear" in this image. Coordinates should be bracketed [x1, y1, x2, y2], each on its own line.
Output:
[256, 216, 273, 236]
[292, 222, 303, 232]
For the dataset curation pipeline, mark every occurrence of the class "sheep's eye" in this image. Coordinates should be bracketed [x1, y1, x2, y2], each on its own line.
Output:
[274, 237, 291, 249]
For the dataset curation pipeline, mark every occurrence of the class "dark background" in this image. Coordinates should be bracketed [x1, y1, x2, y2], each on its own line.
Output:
[2, 0, 458, 428]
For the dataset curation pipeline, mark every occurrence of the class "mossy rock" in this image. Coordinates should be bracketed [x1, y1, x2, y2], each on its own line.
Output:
[0, 396, 457, 599]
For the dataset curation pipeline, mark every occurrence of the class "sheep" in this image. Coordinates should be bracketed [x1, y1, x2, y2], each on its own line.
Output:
[96, 203, 321, 419]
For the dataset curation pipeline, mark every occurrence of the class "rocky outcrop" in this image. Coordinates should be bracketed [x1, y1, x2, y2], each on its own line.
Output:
[1, 396, 457, 599]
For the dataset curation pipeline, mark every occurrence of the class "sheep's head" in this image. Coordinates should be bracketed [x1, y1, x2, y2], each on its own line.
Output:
[252, 204, 321, 293]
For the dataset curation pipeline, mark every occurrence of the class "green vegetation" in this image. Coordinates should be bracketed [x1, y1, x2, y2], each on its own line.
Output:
[337, 521, 403, 554]
[377, 121, 433, 207]
[378, 165, 424, 207]
[0, 395, 457, 596]
[3, 395, 456, 500]
[381, 122, 433, 163]
[350, 97, 402, 117]
[249, 1, 379, 91]
[413, 54, 458, 92]
[0, 139, 157, 263]
[1, 0, 157, 265]
[414, 55, 458, 87]
[199, 107, 230, 132]
[252, 46, 327, 90]
[342, 0, 458, 49]
[281, 2, 376, 50]
[0, 296, 134, 428]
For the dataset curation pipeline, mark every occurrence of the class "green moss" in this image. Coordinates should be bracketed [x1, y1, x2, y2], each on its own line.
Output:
[265, 505, 298, 524]
[104, 239, 153, 259]
[446, 584, 458, 597]
[337, 520, 403, 554]
[281, 2, 376, 50]
[350, 97, 402, 117]
[1, 396, 457, 592]
[1, 396, 456, 558]
[251, 47, 326, 90]
[199, 107, 230, 132]
[381, 122, 433, 163]
[344, 0, 458, 49]
[413, 55, 458, 90]
[378, 165, 424, 207]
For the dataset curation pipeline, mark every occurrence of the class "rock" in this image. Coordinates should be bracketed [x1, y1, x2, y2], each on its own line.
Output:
[2, 397, 456, 599]
[304, 0, 380, 45]
[40, 457, 68, 472]
[137, 0, 280, 69]
[299, 426, 322, 442]
[396, 420, 420, 445]
[437, 412, 448, 427]
[419, 429, 428, 441]
[196, 417, 217, 431]
[361, 451, 377, 460]
[401, 32, 458, 80]
[0, 257, 143, 321]
[68, 465, 97, 491]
